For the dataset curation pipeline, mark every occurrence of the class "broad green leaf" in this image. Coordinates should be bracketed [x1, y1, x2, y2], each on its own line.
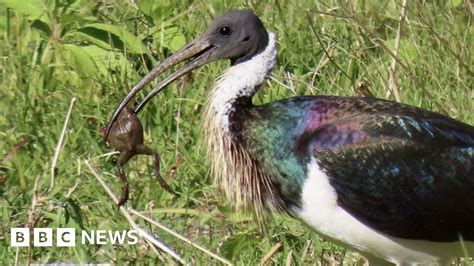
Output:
[59, 14, 94, 28]
[138, 0, 166, 17]
[0, 0, 45, 18]
[80, 45, 111, 59]
[65, 30, 121, 51]
[446, 0, 462, 8]
[72, 23, 147, 54]
[31, 19, 51, 36]
[162, 25, 186, 51]
[149, 24, 187, 52]
[81, 45, 131, 77]
[138, 0, 172, 22]
[63, 44, 98, 76]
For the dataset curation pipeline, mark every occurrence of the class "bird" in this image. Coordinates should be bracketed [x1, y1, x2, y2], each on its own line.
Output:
[105, 9, 474, 265]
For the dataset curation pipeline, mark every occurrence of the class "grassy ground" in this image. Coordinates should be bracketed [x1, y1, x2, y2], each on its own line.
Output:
[0, 0, 472, 264]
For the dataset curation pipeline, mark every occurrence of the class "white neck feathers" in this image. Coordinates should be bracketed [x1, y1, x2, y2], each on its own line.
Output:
[203, 32, 280, 217]
[205, 32, 277, 130]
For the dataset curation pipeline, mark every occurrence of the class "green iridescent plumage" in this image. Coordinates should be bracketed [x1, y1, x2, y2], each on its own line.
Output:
[228, 95, 474, 240]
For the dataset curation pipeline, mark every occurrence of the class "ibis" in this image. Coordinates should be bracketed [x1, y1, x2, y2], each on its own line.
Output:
[105, 10, 474, 265]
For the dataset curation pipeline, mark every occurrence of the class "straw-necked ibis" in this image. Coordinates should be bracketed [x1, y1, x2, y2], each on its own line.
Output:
[105, 10, 474, 265]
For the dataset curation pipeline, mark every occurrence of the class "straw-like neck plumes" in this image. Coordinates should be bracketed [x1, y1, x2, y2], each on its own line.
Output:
[204, 33, 279, 220]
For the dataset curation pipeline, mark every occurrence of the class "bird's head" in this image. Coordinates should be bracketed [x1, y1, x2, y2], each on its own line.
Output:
[104, 9, 269, 140]
[202, 9, 269, 65]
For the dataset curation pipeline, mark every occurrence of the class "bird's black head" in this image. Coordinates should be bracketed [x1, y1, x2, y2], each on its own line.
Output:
[104, 9, 270, 140]
[203, 10, 269, 65]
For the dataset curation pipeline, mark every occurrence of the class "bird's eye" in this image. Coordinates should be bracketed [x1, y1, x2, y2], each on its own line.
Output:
[218, 26, 232, 36]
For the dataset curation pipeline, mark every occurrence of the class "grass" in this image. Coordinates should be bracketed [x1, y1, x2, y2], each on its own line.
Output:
[0, 0, 473, 264]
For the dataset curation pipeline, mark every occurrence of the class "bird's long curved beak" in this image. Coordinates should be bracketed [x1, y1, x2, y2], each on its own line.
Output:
[104, 37, 215, 141]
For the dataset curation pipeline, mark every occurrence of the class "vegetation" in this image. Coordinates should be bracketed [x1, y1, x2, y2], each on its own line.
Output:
[0, 0, 472, 264]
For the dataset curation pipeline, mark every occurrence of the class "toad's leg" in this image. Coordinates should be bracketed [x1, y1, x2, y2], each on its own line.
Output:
[117, 151, 133, 207]
[136, 144, 176, 196]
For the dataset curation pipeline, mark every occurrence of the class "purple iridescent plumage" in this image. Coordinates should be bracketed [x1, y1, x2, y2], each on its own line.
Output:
[228, 95, 474, 241]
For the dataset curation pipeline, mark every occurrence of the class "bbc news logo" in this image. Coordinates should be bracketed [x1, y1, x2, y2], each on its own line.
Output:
[10, 228, 138, 247]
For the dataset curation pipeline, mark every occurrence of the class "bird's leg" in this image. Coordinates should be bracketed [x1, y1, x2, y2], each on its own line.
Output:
[136, 144, 177, 196]
[116, 151, 133, 207]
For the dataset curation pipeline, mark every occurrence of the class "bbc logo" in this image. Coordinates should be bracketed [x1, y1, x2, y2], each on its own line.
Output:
[11, 228, 139, 247]
[11, 228, 75, 247]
